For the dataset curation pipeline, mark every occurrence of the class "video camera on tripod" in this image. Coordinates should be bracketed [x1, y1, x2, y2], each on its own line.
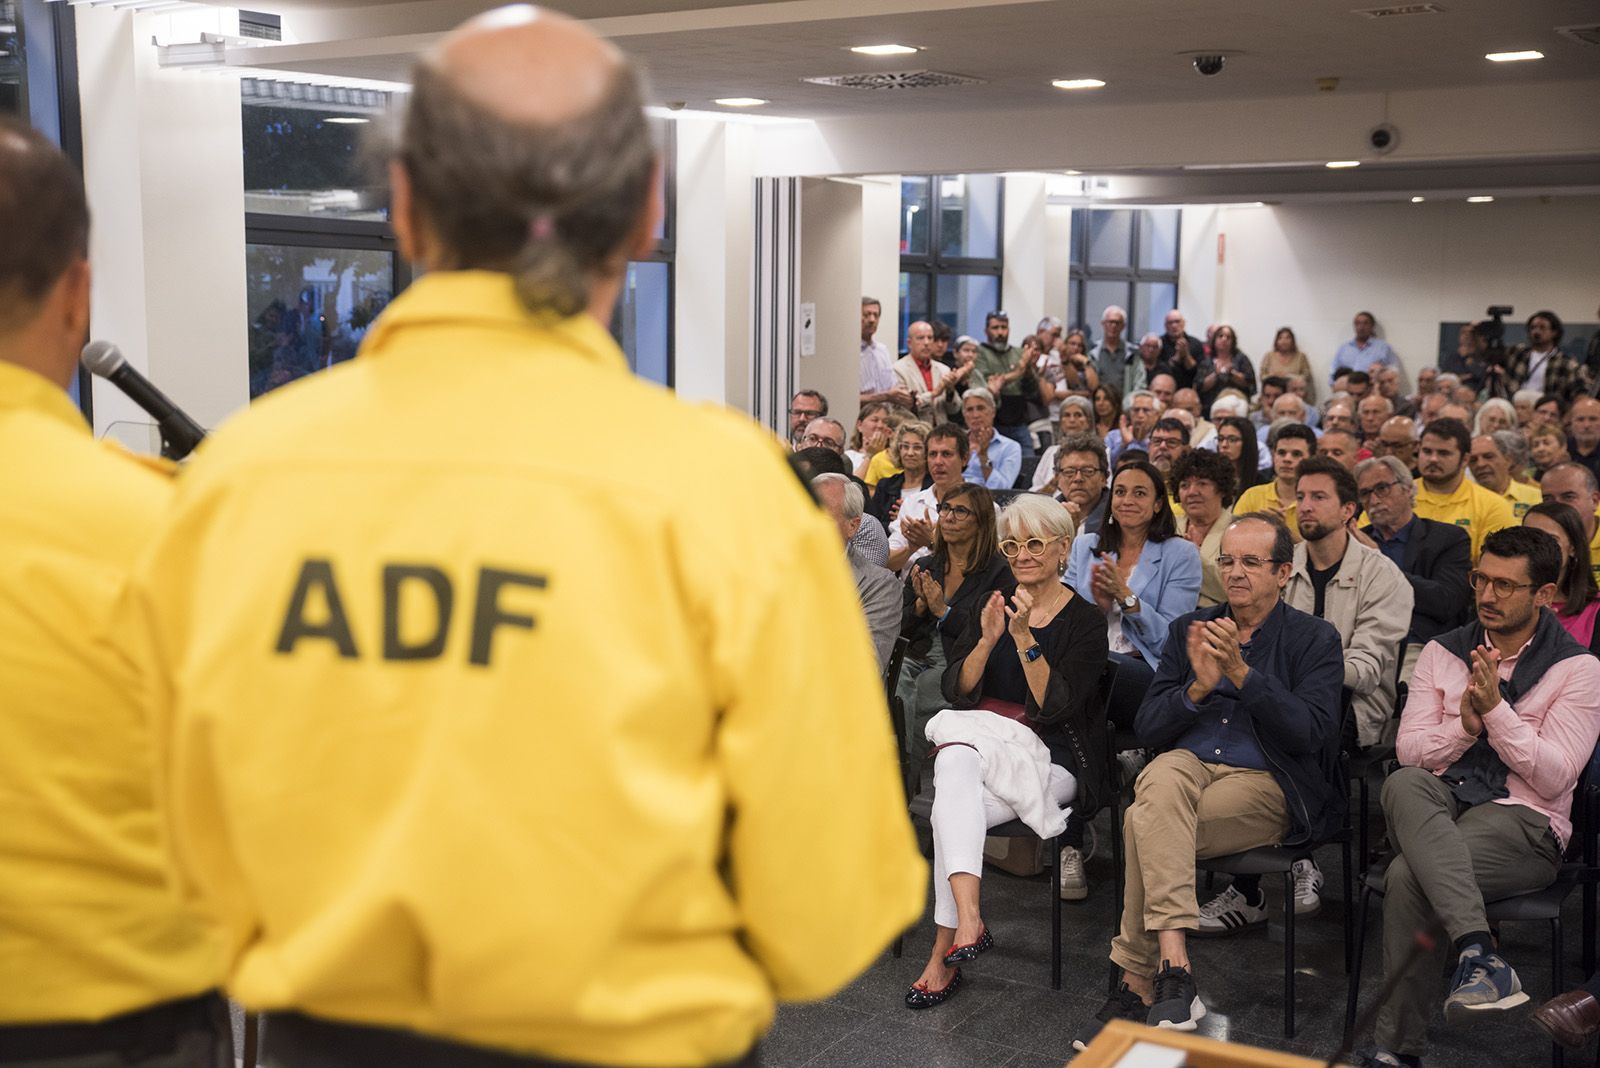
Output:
[1475, 304, 1514, 365]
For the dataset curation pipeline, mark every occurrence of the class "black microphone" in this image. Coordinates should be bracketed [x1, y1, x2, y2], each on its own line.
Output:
[81, 340, 207, 461]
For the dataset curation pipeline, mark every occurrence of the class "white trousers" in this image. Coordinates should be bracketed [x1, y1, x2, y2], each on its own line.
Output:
[928, 744, 1076, 928]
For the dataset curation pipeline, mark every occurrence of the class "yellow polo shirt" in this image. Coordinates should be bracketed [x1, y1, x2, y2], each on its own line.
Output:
[1503, 479, 1542, 519]
[122, 272, 924, 1064]
[1413, 477, 1516, 561]
[863, 448, 901, 488]
[1233, 480, 1299, 540]
[0, 362, 220, 1022]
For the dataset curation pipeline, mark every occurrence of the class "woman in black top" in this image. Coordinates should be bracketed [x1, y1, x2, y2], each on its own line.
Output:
[902, 494, 1109, 1010]
[1215, 415, 1265, 491]
[896, 484, 1010, 764]
[867, 421, 934, 528]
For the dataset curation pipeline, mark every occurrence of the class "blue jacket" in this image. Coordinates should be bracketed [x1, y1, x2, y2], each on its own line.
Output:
[1135, 600, 1347, 846]
[1064, 533, 1201, 665]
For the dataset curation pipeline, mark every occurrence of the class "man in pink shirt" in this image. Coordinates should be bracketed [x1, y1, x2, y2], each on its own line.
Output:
[1365, 526, 1600, 1068]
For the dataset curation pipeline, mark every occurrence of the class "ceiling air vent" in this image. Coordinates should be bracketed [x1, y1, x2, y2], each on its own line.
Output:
[1557, 24, 1600, 46]
[803, 70, 986, 90]
[1352, 4, 1446, 18]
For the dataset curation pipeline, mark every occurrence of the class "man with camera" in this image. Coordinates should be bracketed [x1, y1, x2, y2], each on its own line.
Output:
[1482, 309, 1589, 402]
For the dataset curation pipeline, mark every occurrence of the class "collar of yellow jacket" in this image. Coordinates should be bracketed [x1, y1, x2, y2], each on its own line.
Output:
[362, 270, 629, 373]
[0, 359, 90, 435]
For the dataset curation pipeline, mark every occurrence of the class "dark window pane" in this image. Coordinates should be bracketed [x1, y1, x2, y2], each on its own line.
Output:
[899, 271, 930, 350]
[0, 1, 21, 117]
[1069, 209, 1086, 271]
[242, 79, 394, 220]
[1088, 209, 1134, 269]
[901, 176, 930, 256]
[246, 244, 393, 398]
[935, 274, 999, 339]
[1138, 208, 1180, 271]
[938, 174, 1001, 260]
[1134, 282, 1177, 341]
[613, 261, 671, 386]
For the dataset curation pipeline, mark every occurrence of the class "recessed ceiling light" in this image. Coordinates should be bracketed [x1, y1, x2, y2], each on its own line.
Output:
[1410, 196, 1425, 202]
[714, 97, 769, 108]
[323, 116, 370, 125]
[1052, 78, 1107, 90]
[850, 43, 919, 56]
[1325, 160, 1361, 169]
[1467, 195, 1495, 203]
[1486, 50, 1544, 62]
[1062, 169, 1083, 176]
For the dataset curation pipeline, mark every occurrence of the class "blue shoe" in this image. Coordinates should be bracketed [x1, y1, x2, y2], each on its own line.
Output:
[1444, 944, 1528, 1024]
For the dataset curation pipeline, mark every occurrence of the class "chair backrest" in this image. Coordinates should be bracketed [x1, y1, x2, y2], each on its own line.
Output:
[884, 634, 910, 701]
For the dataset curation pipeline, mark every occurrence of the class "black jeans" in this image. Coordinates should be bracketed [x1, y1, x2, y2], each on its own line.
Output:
[0, 991, 231, 1067]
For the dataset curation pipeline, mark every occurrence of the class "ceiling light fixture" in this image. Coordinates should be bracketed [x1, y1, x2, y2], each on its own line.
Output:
[1052, 78, 1107, 90]
[1410, 196, 1425, 202]
[322, 116, 370, 124]
[1486, 50, 1544, 62]
[851, 44, 919, 56]
[1325, 160, 1361, 169]
[1467, 195, 1495, 203]
[714, 97, 769, 107]
[1062, 169, 1083, 175]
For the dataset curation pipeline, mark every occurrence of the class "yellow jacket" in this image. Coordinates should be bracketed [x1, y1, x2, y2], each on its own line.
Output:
[124, 272, 925, 1065]
[1413, 477, 1516, 561]
[0, 362, 220, 1022]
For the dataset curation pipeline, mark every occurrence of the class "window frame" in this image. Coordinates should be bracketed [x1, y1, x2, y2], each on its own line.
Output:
[1067, 207, 1181, 339]
[898, 173, 1005, 350]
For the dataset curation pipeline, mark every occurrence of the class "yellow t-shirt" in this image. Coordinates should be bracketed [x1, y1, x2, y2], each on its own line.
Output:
[1503, 479, 1542, 519]
[863, 448, 902, 489]
[1413, 477, 1516, 562]
[122, 272, 925, 1064]
[1589, 515, 1600, 589]
[0, 362, 220, 1022]
[1233, 480, 1299, 541]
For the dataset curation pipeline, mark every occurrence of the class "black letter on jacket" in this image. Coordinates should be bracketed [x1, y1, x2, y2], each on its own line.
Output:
[275, 559, 359, 658]
[382, 565, 454, 661]
[469, 568, 546, 667]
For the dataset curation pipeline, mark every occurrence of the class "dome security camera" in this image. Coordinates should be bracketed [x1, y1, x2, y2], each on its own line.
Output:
[1369, 123, 1399, 154]
[1193, 55, 1226, 76]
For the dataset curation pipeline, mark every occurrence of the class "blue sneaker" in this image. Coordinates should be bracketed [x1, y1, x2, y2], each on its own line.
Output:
[1443, 944, 1528, 1023]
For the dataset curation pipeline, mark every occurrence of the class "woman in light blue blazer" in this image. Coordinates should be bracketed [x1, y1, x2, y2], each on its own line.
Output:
[1063, 459, 1201, 729]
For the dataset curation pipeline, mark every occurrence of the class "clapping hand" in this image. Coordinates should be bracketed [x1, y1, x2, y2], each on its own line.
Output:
[911, 567, 948, 618]
[1186, 620, 1222, 699]
[902, 515, 935, 551]
[1006, 586, 1035, 646]
[1461, 644, 1501, 733]
[1089, 559, 1126, 613]
[979, 590, 1008, 645]
[1201, 618, 1247, 687]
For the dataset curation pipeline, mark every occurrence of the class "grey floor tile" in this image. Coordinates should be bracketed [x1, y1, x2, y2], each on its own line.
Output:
[796, 1018, 1024, 1068]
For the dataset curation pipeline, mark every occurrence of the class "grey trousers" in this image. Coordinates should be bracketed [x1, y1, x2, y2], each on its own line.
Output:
[897, 638, 948, 763]
[1374, 766, 1562, 1055]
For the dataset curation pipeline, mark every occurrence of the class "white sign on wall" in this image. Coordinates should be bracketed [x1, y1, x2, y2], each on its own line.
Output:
[799, 302, 817, 357]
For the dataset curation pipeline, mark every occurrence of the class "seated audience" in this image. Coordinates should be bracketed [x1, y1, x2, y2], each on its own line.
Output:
[1288, 375, 1320, 428]
[1159, 309, 1204, 390]
[1093, 383, 1122, 440]
[1512, 389, 1542, 429]
[1214, 415, 1265, 492]
[1344, 370, 1373, 402]
[1106, 389, 1163, 467]
[1030, 395, 1096, 492]
[1077, 514, 1345, 1045]
[1536, 393, 1570, 429]
[1410, 366, 1439, 409]
[1366, 528, 1600, 1068]
[1148, 372, 1178, 412]
[1126, 332, 1167, 395]
[1235, 423, 1318, 541]
[1469, 431, 1541, 518]
[1047, 434, 1111, 535]
[946, 336, 981, 421]
[1355, 456, 1473, 675]
[1472, 397, 1516, 438]
[1148, 417, 1190, 485]
[1530, 421, 1573, 479]
[960, 388, 1020, 490]
[1375, 366, 1413, 418]
[1254, 379, 1286, 429]
[1195, 325, 1256, 411]
[905, 496, 1108, 1009]
[1539, 461, 1600, 586]
[1259, 328, 1315, 400]
[845, 401, 893, 479]
[899, 483, 1012, 761]
[792, 447, 889, 567]
[1416, 391, 1447, 429]
[1413, 417, 1515, 562]
[814, 474, 901, 670]
[1358, 394, 1394, 443]
[1568, 396, 1600, 481]
[787, 388, 828, 448]
[798, 416, 846, 455]
[1436, 402, 1473, 426]
[1173, 449, 1237, 607]
[1523, 502, 1600, 653]
[1317, 429, 1362, 471]
[1172, 388, 1213, 448]
[888, 424, 971, 572]
[1369, 415, 1418, 474]
[867, 421, 933, 526]
[1065, 460, 1202, 733]
[1324, 398, 1358, 436]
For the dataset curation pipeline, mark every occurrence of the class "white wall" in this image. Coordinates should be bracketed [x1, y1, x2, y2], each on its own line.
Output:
[1001, 175, 1046, 336]
[1176, 205, 1221, 339]
[1210, 196, 1600, 390]
[798, 178, 866, 430]
[859, 175, 900, 355]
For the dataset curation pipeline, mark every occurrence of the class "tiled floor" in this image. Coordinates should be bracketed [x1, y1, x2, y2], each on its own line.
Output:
[763, 810, 1598, 1068]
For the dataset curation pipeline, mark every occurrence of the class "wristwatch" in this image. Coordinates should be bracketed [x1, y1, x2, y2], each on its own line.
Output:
[1022, 643, 1045, 662]
[1121, 592, 1139, 610]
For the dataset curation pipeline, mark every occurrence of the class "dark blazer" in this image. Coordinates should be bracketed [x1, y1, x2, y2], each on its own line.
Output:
[1136, 601, 1347, 846]
[1361, 515, 1472, 643]
[867, 470, 932, 527]
[899, 550, 1015, 662]
[941, 591, 1111, 817]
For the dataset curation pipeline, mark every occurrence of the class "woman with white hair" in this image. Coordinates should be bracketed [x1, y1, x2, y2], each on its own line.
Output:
[1030, 395, 1096, 491]
[1473, 397, 1516, 438]
[903, 495, 1109, 1010]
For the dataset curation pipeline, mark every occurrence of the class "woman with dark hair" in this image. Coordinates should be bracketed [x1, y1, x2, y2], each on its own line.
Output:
[846, 401, 894, 479]
[1524, 502, 1600, 653]
[1092, 383, 1122, 440]
[1258, 326, 1315, 401]
[1064, 460, 1201, 729]
[897, 484, 1014, 769]
[1214, 415, 1265, 491]
[1195, 324, 1256, 412]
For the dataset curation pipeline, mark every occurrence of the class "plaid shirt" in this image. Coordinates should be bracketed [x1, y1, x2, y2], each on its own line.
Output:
[1490, 343, 1591, 401]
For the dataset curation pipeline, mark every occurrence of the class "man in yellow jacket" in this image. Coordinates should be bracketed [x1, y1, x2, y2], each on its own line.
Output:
[0, 123, 227, 1062]
[121, 9, 924, 1067]
[1413, 417, 1515, 562]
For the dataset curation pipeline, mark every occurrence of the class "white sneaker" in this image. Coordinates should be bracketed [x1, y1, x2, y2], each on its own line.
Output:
[1292, 858, 1324, 916]
[1059, 846, 1088, 900]
[1195, 884, 1267, 935]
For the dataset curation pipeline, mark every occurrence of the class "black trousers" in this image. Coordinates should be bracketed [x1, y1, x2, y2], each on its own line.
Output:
[0, 991, 231, 1067]
[262, 1012, 762, 1068]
